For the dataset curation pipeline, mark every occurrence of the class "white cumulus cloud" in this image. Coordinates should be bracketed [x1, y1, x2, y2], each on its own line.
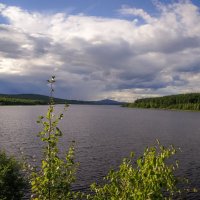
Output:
[0, 1, 200, 101]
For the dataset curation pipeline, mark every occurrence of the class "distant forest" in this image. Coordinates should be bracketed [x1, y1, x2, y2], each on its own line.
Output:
[0, 97, 46, 105]
[0, 94, 123, 105]
[0, 94, 74, 105]
[124, 93, 200, 111]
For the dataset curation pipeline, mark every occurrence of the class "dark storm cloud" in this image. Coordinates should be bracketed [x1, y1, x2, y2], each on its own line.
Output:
[0, 74, 49, 95]
[30, 36, 52, 57]
[176, 62, 200, 73]
[0, 39, 26, 58]
[84, 39, 133, 69]
[171, 75, 188, 86]
[156, 36, 200, 54]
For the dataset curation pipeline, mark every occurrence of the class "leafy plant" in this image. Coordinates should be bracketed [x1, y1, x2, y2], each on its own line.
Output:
[0, 151, 26, 200]
[87, 141, 182, 200]
[29, 76, 78, 200]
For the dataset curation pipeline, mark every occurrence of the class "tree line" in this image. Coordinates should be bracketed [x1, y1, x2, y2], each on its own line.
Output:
[0, 97, 46, 105]
[124, 93, 200, 111]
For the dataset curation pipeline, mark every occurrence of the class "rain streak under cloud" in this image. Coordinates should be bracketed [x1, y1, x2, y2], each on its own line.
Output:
[0, 1, 200, 101]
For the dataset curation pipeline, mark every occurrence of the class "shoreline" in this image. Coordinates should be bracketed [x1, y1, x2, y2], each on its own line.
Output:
[123, 106, 200, 112]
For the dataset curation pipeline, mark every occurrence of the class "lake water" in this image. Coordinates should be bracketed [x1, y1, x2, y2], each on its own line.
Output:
[0, 105, 200, 199]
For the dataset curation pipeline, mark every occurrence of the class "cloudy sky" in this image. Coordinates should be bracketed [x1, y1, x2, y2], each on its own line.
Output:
[0, 0, 200, 101]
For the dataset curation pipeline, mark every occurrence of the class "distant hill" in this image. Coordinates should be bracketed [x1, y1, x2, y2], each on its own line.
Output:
[0, 94, 123, 106]
[123, 93, 200, 111]
[94, 99, 124, 105]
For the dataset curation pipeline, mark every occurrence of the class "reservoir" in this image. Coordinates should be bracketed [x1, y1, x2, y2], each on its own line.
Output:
[0, 105, 200, 199]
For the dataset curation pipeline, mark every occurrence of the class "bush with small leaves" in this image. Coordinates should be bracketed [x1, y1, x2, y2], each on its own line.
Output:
[87, 142, 182, 200]
[0, 151, 26, 200]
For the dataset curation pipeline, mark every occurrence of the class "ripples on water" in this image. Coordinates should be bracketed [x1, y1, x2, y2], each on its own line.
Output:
[0, 105, 200, 199]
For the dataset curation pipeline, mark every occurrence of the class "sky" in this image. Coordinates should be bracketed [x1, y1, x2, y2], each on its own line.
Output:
[0, 0, 200, 101]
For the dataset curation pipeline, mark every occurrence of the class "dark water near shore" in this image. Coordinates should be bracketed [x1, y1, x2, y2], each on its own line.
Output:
[0, 105, 200, 199]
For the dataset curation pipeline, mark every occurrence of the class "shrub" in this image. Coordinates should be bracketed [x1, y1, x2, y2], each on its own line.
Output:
[88, 142, 181, 200]
[28, 76, 78, 200]
[0, 151, 26, 200]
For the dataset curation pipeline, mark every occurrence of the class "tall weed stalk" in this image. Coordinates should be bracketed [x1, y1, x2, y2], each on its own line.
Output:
[29, 76, 78, 200]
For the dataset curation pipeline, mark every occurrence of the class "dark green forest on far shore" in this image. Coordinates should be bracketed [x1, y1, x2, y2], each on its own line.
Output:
[0, 97, 46, 105]
[0, 94, 123, 105]
[0, 94, 65, 105]
[124, 93, 200, 111]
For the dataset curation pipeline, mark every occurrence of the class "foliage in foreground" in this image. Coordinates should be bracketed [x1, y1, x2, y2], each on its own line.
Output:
[27, 76, 78, 200]
[88, 142, 181, 200]
[0, 151, 26, 200]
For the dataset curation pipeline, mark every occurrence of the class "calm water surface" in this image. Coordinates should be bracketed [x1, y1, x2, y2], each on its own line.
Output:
[0, 105, 200, 199]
